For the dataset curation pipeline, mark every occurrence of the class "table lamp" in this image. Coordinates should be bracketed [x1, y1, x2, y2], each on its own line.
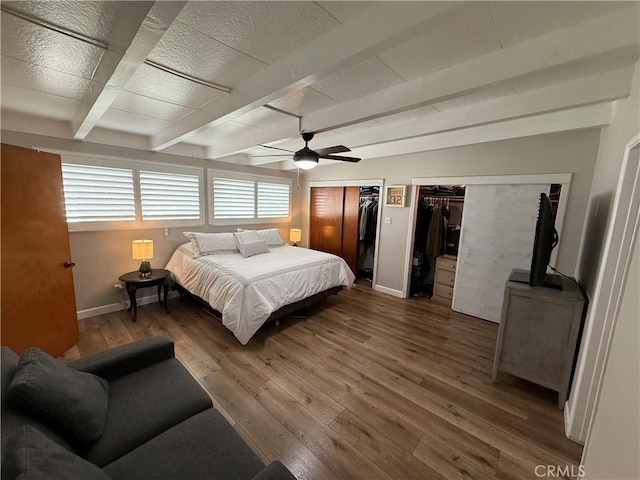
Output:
[289, 228, 302, 246]
[132, 240, 153, 278]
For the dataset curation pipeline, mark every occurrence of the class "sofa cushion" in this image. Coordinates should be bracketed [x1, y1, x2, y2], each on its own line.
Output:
[1, 348, 74, 461]
[103, 409, 264, 480]
[6, 348, 108, 446]
[1, 426, 110, 480]
[81, 358, 212, 467]
[67, 335, 175, 381]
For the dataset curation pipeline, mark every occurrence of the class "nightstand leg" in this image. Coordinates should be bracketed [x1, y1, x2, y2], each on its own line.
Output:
[126, 283, 138, 322]
[162, 283, 170, 313]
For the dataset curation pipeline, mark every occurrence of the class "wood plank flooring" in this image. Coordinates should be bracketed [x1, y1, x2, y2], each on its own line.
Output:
[63, 281, 583, 480]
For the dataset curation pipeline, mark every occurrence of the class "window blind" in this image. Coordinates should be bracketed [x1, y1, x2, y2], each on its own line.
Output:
[257, 182, 290, 218]
[140, 170, 200, 221]
[212, 177, 255, 219]
[61, 163, 135, 222]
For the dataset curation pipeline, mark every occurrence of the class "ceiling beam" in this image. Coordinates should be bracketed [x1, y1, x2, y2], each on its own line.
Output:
[347, 103, 613, 161]
[149, 2, 459, 151]
[302, 6, 638, 134]
[71, 2, 186, 139]
[247, 66, 633, 166]
[212, 6, 639, 159]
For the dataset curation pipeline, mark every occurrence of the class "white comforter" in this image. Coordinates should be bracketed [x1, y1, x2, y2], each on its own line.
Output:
[165, 244, 355, 344]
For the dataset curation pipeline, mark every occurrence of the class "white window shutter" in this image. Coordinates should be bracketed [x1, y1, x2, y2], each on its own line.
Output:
[257, 182, 290, 218]
[61, 164, 135, 222]
[140, 170, 200, 221]
[213, 177, 255, 219]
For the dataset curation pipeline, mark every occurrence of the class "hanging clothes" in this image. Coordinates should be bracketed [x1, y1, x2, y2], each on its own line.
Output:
[426, 203, 443, 256]
[364, 201, 378, 246]
[357, 194, 379, 279]
[358, 198, 378, 245]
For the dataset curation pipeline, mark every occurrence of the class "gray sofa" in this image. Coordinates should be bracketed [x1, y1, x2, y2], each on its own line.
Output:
[1, 335, 296, 480]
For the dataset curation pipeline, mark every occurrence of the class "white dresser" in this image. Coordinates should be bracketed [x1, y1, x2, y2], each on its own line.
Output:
[433, 255, 457, 306]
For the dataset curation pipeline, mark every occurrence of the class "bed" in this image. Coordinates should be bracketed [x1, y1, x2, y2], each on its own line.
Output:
[165, 237, 355, 345]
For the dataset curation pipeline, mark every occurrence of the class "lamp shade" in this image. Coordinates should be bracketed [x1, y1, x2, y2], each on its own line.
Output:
[132, 240, 153, 260]
[289, 229, 302, 243]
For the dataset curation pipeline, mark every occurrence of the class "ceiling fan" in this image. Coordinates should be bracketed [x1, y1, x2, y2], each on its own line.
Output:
[256, 132, 361, 170]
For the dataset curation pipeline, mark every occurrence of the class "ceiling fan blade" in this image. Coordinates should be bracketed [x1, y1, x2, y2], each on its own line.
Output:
[321, 155, 361, 163]
[257, 144, 294, 153]
[314, 145, 350, 156]
[252, 155, 291, 157]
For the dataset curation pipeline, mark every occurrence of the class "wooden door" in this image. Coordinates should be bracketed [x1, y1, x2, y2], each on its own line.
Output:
[310, 187, 344, 257]
[1, 144, 79, 356]
[341, 186, 360, 274]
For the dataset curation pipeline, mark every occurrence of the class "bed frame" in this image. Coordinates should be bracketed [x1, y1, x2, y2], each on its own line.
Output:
[173, 283, 343, 327]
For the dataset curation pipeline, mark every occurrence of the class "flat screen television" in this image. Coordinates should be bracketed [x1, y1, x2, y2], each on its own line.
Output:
[529, 193, 562, 289]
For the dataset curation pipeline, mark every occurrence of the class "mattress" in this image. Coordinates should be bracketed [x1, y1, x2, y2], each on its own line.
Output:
[165, 243, 355, 344]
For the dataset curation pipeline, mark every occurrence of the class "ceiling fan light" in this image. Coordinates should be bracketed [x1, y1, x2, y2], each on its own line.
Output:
[293, 149, 318, 170]
[294, 158, 318, 170]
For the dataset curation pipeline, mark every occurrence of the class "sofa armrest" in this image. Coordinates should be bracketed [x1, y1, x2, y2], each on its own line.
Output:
[251, 461, 297, 480]
[66, 335, 175, 381]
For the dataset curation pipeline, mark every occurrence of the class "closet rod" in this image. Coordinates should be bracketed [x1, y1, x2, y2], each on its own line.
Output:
[421, 195, 465, 201]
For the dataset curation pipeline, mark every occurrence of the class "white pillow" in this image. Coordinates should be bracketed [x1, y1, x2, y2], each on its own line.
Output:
[183, 232, 238, 256]
[233, 230, 260, 244]
[235, 238, 270, 258]
[237, 228, 284, 246]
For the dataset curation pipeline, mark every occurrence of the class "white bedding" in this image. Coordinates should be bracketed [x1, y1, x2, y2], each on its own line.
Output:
[165, 243, 355, 344]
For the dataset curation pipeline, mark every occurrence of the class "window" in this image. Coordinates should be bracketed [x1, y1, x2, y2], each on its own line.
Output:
[61, 163, 135, 223]
[140, 170, 201, 221]
[212, 177, 255, 219]
[61, 155, 204, 231]
[209, 170, 291, 225]
[258, 182, 290, 218]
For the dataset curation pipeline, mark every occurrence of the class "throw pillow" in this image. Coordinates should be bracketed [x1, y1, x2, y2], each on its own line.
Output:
[1, 426, 111, 480]
[183, 232, 238, 256]
[235, 238, 270, 258]
[7, 348, 109, 446]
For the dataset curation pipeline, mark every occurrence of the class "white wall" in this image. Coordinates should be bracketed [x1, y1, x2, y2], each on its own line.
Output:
[581, 230, 639, 480]
[302, 129, 601, 293]
[0, 130, 301, 312]
[577, 65, 640, 296]
[566, 65, 640, 443]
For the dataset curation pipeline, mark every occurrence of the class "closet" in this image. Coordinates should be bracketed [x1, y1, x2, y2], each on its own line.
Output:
[357, 187, 379, 280]
[310, 186, 379, 281]
[410, 185, 465, 301]
[410, 180, 564, 323]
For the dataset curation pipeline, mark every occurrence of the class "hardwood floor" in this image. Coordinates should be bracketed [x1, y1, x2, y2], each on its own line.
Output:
[63, 281, 583, 480]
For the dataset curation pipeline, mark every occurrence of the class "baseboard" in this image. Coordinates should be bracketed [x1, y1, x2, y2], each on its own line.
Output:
[373, 285, 405, 298]
[563, 398, 586, 445]
[77, 291, 179, 320]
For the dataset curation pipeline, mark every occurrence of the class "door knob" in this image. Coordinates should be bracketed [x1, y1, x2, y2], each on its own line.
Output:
[64, 262, 76, 268]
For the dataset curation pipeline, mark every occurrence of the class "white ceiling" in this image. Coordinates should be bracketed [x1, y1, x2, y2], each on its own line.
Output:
[1, 1, 638, 170]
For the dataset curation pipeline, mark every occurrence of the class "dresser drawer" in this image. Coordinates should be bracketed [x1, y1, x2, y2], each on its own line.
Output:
[436, 269, 456, 287]
[434, 284, 454, 300]
[436, 256, 457, 273]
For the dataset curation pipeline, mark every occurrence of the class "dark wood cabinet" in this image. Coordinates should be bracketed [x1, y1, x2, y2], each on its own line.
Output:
[310, 186, 359, 274]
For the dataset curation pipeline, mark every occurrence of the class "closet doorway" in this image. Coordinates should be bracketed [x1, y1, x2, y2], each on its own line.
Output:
[410, 185, 466, 303]
[405, 174, 572, 322]
[309, 180, 383, 287]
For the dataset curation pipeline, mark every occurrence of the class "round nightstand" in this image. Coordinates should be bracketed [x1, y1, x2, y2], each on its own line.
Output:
[118, 269, 172, 322]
